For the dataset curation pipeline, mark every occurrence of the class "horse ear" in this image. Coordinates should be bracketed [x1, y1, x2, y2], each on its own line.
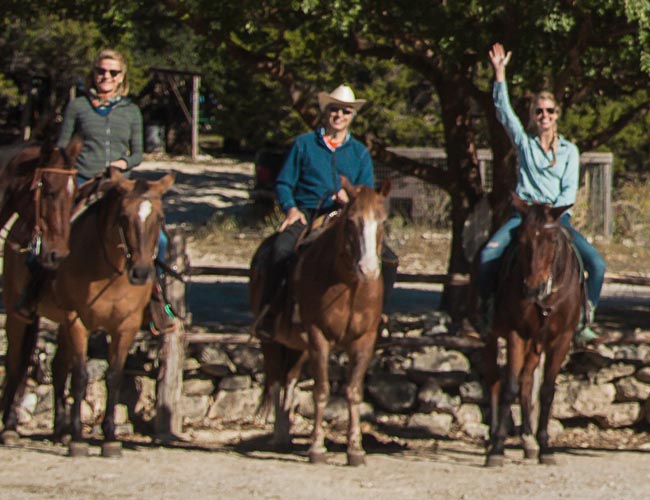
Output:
[65, 136, 83, 167]
[109, 167, 135, 192]
[377, 179, 391, 197]
[153, 172, 175, 195]
[550, 204, 572, 220]
[39, 140, 55, 165]
[340, 175, 355, 198]
[511, 192, 528, 214]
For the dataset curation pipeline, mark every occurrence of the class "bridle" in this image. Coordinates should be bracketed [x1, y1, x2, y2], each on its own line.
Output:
[22, 158, 77, 256]
[102, 192, 162, 275]
[522, 220, 572, 339]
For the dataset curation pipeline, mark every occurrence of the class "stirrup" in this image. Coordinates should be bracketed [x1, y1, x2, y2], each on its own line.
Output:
[574, 325, 600, 349]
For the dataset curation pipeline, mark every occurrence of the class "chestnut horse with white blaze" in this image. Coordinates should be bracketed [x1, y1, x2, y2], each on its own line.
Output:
[250, 178, 391, 466]
[1, 168, 174, 457]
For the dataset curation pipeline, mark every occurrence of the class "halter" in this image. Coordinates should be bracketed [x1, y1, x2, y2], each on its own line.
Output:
[26, 164, 77, 256]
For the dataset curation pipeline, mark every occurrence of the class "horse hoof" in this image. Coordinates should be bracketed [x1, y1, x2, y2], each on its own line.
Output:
[1, 430, 20, 446]
[68, 441, 89, 457]
[524, 447, 539, 460]
[101, 441, 122, 458]
[347, 452, 366, 466]
[539, 453, 557, 465]
[485, 454, 505, 467]
[309, 451, 328, 464]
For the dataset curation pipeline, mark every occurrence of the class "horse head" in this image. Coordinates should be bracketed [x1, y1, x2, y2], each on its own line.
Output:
[109, 168, 175, 285]
[340, 176, 391, 281]
[29, 138, 81, 269]
[512, 193, 572, 302]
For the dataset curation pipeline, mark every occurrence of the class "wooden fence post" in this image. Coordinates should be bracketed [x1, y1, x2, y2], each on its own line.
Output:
[154, 225, 189, 438]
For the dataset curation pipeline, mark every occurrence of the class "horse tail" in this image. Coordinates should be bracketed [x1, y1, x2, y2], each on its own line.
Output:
[256, 342, 305, 422]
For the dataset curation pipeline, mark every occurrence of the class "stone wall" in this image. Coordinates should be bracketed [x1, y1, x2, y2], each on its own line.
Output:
[5, 312, 650, 441]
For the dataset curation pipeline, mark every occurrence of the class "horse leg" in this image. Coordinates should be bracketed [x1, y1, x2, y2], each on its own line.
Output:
[55, 319, 90, 457]
[486, 330, 524, 467]
[101, 328, 138, 458]
[307, 326, 331, 464]
[52, 325, 71, 443]
[483, 332, 501, 447]
[519, 347, 542, 460]
[1, 317, 39, 445]
[276, 350, 307, 451]
[345, 331, 376, 466]
[537, 333, 573, 464]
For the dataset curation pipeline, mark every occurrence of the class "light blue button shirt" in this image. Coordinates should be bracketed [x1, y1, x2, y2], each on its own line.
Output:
[493, 81, 579, 208]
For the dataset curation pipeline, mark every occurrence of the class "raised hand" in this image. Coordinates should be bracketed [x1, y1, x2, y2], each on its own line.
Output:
[488, 43, 512, 82]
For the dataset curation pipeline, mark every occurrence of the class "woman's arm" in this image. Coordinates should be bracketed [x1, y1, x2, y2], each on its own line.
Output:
[489, 43, 526, 147]
[113, 104, 143, 170]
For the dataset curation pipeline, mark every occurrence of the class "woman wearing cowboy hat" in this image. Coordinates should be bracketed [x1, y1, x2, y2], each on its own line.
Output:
[255, 83, 397, 339]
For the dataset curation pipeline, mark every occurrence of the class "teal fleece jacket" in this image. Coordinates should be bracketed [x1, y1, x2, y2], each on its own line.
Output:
[275, 129, 375, 213]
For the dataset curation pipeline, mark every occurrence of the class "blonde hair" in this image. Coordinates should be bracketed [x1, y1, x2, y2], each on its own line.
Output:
[86, 48, 129, 96]
[527, 91, 560, 166]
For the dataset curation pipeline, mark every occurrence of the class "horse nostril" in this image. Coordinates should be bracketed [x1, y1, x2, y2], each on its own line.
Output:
[129, 265, 153, 285]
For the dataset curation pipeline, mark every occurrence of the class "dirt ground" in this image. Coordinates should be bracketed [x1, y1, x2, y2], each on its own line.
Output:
[3, 155, 650, 499]
[3, 428, 650, 499]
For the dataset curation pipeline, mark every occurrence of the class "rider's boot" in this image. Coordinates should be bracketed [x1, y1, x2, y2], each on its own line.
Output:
[575, 300, 601, 348]
[148, 281, 176, 335]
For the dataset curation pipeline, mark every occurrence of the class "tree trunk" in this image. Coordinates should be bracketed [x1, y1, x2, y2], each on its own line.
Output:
[436, 80, 484, 322]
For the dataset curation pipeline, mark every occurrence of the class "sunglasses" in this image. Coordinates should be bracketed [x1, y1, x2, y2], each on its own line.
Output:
[535, 107, 556, 116]
[95, 68, 122, 78]
[329, 106, 353, 115]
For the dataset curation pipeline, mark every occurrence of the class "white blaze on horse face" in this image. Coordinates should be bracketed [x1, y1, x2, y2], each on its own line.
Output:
[358, 213, 380, 279]
[138, 200, 153, 224]
[67, 176, 75, 195]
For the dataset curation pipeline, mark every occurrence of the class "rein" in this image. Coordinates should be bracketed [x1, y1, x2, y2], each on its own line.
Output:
[99, 191, 162, 276]
[13, 165, 78, 256]
[525, 221, 575, 343]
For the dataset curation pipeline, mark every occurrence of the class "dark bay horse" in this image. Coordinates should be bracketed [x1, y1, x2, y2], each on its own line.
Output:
[0, 140, 81, 269]
[1, 168, 174, 457]
[484, 194, 582, 466]
[250, 178, 391, 466]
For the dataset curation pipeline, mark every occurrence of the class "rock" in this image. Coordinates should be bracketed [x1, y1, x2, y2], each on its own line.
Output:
[181, 395, 211, 423]
[195, 345, 236, 377]
[224, 345, 263, 374]
[463, 422, 489, 440]
[87, 359, 109, 382]
[411, 346, 471, 373]
[635, 366, 650, 384]
[218, 375, 252, 391]
[459, 381, 486, 404]
[553, 380, 616, 419]
[183, 378, 215, 396]
[456, 404, 483, 425]
[595, 402, 642, 428]
[417, 379, 460, 414]
[615, 376, 650, 402]
[593, 363, 636, 384]
[207, 387, 263, 422]
[407, 412, 453, 437]
[366, 373, 418, 412]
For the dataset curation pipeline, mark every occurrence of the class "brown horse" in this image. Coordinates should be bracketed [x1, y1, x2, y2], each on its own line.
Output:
[1, 168, 174, 457]
[250, 178, 390, 466]
[0, 140, 80, 269]
[483, 194, 582, 466]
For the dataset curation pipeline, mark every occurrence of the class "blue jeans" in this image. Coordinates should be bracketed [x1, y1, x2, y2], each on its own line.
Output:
[478, 212, 606, 307]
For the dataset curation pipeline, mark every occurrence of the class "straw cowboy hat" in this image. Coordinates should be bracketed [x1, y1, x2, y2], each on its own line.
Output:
[318, 84, 366, 112]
